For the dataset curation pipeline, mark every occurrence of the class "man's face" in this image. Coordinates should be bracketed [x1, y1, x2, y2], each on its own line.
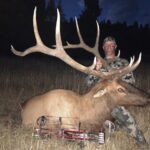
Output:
[103, 41, 117, 56]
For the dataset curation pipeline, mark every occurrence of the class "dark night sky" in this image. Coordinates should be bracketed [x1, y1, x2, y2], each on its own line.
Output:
[45, 0, 150, 25]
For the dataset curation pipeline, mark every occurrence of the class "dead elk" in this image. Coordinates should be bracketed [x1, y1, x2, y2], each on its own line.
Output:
[11, 7, 150, 131]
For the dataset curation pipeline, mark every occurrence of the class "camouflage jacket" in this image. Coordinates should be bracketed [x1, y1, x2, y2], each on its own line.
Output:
[85, 57, 135, 87]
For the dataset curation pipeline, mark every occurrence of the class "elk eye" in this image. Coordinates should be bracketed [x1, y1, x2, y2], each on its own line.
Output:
[118, 88, 125, 93]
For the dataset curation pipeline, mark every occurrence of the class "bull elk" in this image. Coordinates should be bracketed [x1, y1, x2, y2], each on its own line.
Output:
[11, 7, 150, 131]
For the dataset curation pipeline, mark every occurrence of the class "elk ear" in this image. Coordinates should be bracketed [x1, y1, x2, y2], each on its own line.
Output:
[93, 88, 107, 98]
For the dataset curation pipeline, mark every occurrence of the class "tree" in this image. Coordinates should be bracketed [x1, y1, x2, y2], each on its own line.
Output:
[44, 0, 56, 22]
[78, 0, 102, 47]
[79, 0, 101, 22]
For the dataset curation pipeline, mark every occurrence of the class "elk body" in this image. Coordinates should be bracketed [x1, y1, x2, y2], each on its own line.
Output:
[11, 7, 150, 131]
[21, 79, 150, 130]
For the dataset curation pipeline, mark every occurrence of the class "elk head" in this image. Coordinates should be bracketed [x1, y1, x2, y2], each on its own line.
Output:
[11, 7, 150, 129]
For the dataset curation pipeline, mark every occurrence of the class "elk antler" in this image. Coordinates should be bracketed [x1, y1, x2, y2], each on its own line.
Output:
[117, 50, 120, 57]
[63, 18, 104, 60]
[65, 18, 109, 68]
[11, 7, 106, 78]
[11, 7, 141, 80]
[105, 53, 142, 79]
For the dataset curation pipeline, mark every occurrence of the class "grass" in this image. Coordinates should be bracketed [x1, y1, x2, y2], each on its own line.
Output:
[0, 55, 150, 150]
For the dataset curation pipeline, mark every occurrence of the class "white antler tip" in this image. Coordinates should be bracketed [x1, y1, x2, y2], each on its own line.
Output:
[66, 41, 70, 45]
[75, 16, 77, 20]
[139, 52, 142, 58]
[138, 52, 142, 62]
[34, 7, 37, 15]
[117, 50, 120, 57]
[57, 9, 60, 15]
[75, 17, 79, 26]
[10, 45, 13, 49]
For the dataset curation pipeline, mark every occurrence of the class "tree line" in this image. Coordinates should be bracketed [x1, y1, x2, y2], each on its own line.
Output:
[0, 0, 149, 61]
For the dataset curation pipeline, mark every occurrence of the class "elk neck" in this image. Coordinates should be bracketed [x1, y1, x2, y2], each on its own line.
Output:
[81, 79, 118, 110]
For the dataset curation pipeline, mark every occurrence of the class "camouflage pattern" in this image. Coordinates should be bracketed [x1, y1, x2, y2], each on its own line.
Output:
[85, 57, 135, 87]
[85, 57, 146, 144]
[112, 106, 147, 144]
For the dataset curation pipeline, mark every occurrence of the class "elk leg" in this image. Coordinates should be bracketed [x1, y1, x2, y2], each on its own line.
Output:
[111, 106, 147, 145]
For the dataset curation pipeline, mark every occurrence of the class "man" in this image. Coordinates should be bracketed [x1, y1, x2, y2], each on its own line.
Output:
[85, 36, 146, 145]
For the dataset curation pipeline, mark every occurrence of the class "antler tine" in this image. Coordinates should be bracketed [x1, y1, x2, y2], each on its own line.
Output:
[129, 52, 141, 71]
[55, 9, 64, 51]
[89, 57, 97, 70]
[130, 56, 135, 67]
[117, 50, 120, 57]
[132, 56, 135, 63]
[95, 21, 106, 63]
[75, 17, 84, 46]
[129, 56, 134, 67]
[11, 7, 57, 57]
[64, 18, 103, 58]
[120, 53, 141, 76]
[33, 7, 44, 46]
[11, 6, 45, 53]
[105, 53, 142, 79]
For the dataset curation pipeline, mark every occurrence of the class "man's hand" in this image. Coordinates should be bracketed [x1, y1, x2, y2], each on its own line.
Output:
[95, 57, 103, 71]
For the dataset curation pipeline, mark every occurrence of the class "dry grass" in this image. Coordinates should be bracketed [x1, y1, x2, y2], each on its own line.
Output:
[0, 55, 150, 150]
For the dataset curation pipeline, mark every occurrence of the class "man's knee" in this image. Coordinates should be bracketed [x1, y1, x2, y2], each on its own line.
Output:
[111, 106, 137, 133]
[111, 106, 135, 123]
[111, 106, 147, 144]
